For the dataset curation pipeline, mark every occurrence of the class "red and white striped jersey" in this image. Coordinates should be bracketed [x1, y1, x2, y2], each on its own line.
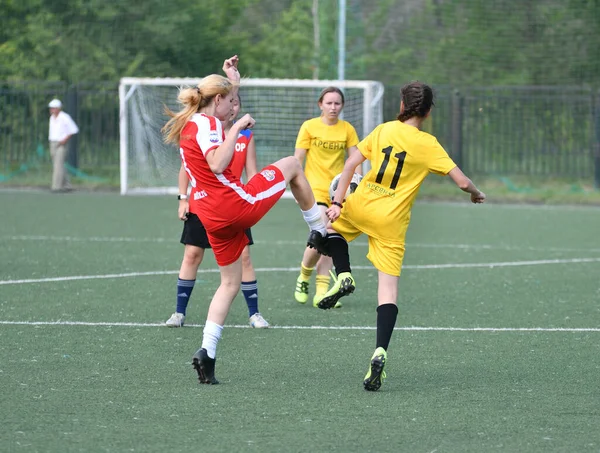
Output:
[179, 114, 259, 228]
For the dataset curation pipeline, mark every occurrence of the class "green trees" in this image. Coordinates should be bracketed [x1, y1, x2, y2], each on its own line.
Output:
[355, 0, 600, 86]
[1, 0, 599, 85]
[0, 0, 254, 82]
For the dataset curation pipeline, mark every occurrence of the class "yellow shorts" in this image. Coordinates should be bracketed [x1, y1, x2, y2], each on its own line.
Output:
[331, 214, 405, 277]
[312, 187, 330, 206]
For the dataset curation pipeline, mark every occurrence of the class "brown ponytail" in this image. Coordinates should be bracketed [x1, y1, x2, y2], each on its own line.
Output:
[397, 82, 434, 122]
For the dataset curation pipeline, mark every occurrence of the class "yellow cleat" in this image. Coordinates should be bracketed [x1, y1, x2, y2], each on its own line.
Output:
[363, 347, 387, 391]
[294, 276, 309, 304]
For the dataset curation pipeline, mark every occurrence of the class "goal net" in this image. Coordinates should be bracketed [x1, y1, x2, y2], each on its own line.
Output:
[119, 78, 384, 195]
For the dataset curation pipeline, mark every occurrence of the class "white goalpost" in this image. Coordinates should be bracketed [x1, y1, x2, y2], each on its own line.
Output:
[119, 77, 384, 195]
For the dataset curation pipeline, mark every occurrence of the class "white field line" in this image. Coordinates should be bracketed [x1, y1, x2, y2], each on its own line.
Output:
[3, 235, 172, 243]
[420, 200, 600, 211]
[1, 190, 598, 210]
[1, 257, 600, 286]
[0, 320, 599, 332]
[3, 235, 600, 254]
[0, 270, 180, 285]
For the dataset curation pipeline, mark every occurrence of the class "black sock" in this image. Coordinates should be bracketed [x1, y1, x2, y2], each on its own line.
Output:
[376, 303, 398, 350]
[328, 233, 351, 275]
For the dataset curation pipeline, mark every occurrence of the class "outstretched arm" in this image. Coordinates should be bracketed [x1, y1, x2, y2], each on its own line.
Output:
[347, 145, 363, 175]
[448, 167, 486, 203]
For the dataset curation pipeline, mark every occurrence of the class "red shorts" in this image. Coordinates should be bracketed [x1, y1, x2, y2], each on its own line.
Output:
[206, 165, 286, 266]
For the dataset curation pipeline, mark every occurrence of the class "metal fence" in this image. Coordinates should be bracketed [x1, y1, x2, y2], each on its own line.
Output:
[384, 85, 600, 185]
[0, 81, 119, 172]
[2, 81, 600, 186]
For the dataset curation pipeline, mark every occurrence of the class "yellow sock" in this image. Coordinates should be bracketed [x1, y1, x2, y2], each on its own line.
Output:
[299, 263, 314, 281]
[315, 275, 331, 296]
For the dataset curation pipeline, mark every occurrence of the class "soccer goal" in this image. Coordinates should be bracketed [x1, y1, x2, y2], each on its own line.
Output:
[119, 77, 384, 195]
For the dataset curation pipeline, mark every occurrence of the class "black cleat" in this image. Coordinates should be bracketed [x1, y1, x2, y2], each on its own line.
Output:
[307, 230, 330, 256]
[317, 272, 355, 309]
[192, 348, 219, 385]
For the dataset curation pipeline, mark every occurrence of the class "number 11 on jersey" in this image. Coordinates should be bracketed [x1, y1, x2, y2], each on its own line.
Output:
[375, 146, 407, 190]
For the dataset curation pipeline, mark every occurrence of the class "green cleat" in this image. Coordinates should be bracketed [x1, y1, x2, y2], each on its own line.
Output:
[363, 347, 387, 391]
[316, 272, 355, 310]
[294, 276, 310, 304]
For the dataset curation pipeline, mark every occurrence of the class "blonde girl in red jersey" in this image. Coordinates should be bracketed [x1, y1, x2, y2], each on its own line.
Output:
[162, 56, 328, 385]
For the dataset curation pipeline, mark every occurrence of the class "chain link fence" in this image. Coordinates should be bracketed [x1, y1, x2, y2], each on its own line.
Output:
[2, 81, 599, 187]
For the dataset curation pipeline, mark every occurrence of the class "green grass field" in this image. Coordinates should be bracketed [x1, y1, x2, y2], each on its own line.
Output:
[1, 191, 599, 453]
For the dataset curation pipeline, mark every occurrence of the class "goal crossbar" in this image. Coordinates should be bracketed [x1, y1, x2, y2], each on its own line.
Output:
[120, 77, 381, 90]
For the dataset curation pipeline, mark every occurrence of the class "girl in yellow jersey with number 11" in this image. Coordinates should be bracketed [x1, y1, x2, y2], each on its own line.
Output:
[314, 82, 486, 392]
[293, 87, 362, 308]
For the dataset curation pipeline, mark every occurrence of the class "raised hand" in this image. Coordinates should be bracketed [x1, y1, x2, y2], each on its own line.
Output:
[222, 55, 240, 83]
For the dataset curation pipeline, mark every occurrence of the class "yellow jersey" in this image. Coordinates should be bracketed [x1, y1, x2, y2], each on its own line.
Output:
[346, 120, 456, 243]
[295, 117, 359, 203]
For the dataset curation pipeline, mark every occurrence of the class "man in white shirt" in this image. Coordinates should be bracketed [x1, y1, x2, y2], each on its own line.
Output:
[48, 99, 79, 192]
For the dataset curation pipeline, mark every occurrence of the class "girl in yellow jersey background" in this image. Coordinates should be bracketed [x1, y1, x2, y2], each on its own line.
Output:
[319, 82, 486, 391]
[293, 87, 362, 308]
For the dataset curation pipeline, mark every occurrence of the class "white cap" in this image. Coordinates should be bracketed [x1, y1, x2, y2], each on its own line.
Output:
[48, 99, 62, 108]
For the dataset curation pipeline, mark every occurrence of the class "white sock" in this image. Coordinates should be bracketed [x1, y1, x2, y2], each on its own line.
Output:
[201, 320, 223, 359]
[301, 203, 326, 235]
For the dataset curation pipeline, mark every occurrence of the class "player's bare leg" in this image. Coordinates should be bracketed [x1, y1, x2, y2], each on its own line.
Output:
[192, 258, 243, 385]
[180, 245, 204, 280]
[271, 156, 316, 210]
[271, 157, 329, 255]
[206, 259, 243, 325]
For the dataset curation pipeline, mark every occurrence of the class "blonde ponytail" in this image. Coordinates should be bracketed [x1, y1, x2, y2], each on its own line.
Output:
[162, 74, 236, 144]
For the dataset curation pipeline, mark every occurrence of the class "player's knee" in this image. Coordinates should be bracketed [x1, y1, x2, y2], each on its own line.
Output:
[240, 250, 252, 270]
[293, 156, 303, 174]
[183, 247, 203, 266]
[284, 155, 302, 175]
[220, 278, 242, 296]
